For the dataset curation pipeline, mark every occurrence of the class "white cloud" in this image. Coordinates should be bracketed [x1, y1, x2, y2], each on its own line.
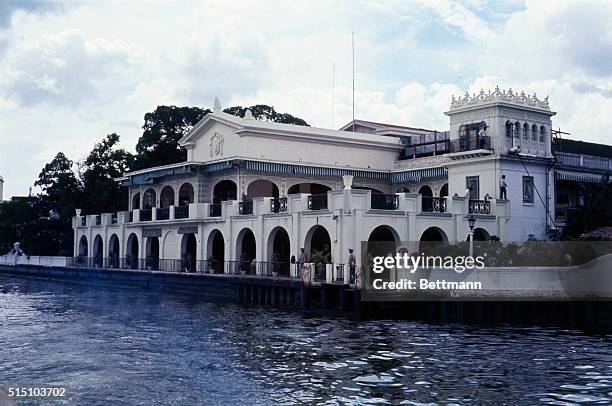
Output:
[1, 0, 612, 199]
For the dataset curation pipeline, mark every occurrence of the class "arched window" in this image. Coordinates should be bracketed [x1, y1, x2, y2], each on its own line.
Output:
[132, 192, 140, 210]
[539, 126, 545, 142]
[531, 124, 537, 141]
[523, 123, 529, 140]
[505, 121, 512, 138]
[179, 183, 195, 206]
[143, 188, 156, 209]
[514, 122, 520, 138]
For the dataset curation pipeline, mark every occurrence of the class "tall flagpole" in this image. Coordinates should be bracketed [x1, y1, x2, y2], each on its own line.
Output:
[332, 62, 335, 129]
[352, 32, 355, 132]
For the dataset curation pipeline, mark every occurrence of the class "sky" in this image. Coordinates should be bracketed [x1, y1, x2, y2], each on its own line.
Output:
[1, 0, 612, 199]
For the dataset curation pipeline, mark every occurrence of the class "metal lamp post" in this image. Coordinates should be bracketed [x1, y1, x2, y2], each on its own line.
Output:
[468, 215, 476, 258]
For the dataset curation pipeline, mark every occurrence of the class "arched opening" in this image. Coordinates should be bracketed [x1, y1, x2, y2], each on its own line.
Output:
[505, 120, 512, 138]
[367, 225, 399, 281]
[531, 124, 538, 141]
[419, 227, 448, 254]
[132, 192, 140, 210]
[181, 233, 197, 272]
[236, 228, 256, 275]
[207, 230, 225, 274]
[522, 123, 529, 140]
[126, 233, 139, 269]
[247, 180, 279, 198]
[287, 183, 332, 195]
[472, 228, 490, 241]
[539, 126, 546, 142]
[108, 234, 120, 268]
[267, 227, 291, 276]
[78, 235, 88, 257]
[368, 225, 399, 243]
[514, 122, 520, 138]
[439, 184, 448, 197]
[178, 183, 195, 206]
[304, 225, 332, 263]
[145, 237, 160, 270]
[419, 185, 434, 211]
[93, 235, 103, 267]
[213, 180, 237, 203]
[143, 188, 156, 209]
[160, 186, 175, 208]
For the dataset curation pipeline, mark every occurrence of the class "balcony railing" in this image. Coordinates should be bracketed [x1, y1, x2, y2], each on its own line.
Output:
[469, 199, 491, 214]
[307, 194, 328, 210]
[140, 209, 152, 221]
[371, 193, 399, 210]
[209, 204, 221, 217]
[81, 217, 86, 227]
[175, 205, 189, 219]
[258, 261, 291, 277]
[157, 207, 170, 220]
[111, 213, 117, 224]
[556, 151, 611, 170]
[270, 197, 288, 213]
[239, 201, 253, 215]
[422, 196, 447, 213]
[128, 211, 133, 222]
[449, 136, 492, 153]
[95, 215, 101, 225]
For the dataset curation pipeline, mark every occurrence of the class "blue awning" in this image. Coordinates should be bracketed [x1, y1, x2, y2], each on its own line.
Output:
[244, 160, 387, 179]
[390, 167, 447, 184]
[555, 170, 607, 184]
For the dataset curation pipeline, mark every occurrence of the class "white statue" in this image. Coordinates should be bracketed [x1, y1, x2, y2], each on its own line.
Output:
[7, 242, 25, 266]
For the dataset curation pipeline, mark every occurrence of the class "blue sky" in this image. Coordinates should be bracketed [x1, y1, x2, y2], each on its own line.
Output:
[1, 0, 612, 198]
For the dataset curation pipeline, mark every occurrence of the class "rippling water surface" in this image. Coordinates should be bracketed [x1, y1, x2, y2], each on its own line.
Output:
[1, 276, 611, 405]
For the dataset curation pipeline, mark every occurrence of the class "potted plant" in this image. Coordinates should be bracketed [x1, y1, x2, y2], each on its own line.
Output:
[271, 253, 281, 277]
[239, 253, 250, 275]
[206, 256, 214, 273]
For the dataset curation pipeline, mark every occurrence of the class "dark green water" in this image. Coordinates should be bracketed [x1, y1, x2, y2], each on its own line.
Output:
[0, 276, 611, 405]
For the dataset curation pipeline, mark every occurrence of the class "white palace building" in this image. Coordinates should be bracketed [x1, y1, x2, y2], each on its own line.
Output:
[72, 87, 612, 275]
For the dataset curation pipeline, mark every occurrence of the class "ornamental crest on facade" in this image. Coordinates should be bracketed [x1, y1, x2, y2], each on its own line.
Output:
[210, 132, 224, 157]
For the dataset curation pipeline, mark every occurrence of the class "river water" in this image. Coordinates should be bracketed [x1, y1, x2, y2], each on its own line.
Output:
[0, 276, 611, 405]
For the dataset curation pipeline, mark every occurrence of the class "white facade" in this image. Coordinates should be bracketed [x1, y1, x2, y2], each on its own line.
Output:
[73, 88, 572, 271]
[0, 175, 3, 201]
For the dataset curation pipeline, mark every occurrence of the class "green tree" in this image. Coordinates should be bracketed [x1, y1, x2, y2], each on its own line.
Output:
[80, 133, 133, 213]
[34, 152, 82, 220]
[133, 104, 309, 170]
[133, 106, 209, 170]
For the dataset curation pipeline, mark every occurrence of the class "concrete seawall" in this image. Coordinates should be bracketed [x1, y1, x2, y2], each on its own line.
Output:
[0, 264, 305, 307]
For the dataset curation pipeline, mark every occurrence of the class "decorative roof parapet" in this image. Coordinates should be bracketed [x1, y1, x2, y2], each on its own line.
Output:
[449, 86, 550, 111]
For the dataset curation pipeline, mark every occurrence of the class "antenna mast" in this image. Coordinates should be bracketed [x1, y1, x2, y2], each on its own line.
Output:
[331, 62, 335, 128]
[352, 32, 355, 132]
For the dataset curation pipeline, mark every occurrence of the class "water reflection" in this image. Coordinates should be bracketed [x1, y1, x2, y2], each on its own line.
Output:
[0, 277, 610, 405]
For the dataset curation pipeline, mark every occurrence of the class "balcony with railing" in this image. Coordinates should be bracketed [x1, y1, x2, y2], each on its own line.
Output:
[270, 197, 288, 213]
[449, 135, 492, 153]
[175, 205, 189, 219]
[157, 207, 170, 220]
[556, 151, 611, 171]
[139, 209, 152, 221]
[468, 199, 491, 215]
[422, 196, 447, 213]
[239, 201, 253, 215]
[371, 193, 399, 210]
[209, 204, 222, 217]
[307, 194, 328, 210]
